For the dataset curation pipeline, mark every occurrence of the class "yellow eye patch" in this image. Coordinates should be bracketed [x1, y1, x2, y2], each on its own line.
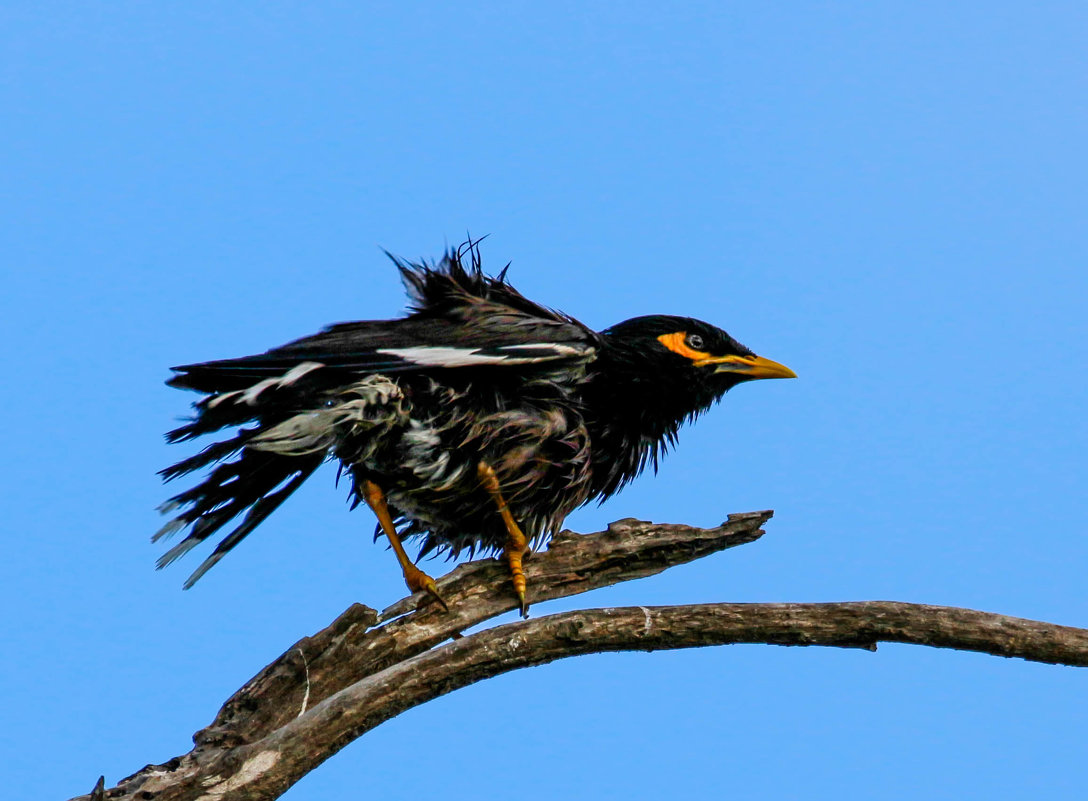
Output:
[656, 332, 711, 362]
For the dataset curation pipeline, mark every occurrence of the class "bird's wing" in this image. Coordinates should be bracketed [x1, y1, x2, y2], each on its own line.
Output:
[164, 300, 598, 447]
[168, 315, 597, 394]
[170, 242, 597, 394]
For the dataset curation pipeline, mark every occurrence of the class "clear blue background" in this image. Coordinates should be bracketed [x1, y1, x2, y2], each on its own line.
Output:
[3, 4, 1086, 799]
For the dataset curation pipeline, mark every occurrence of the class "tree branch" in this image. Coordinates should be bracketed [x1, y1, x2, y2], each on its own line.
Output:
[193, 511, 772, 749]
[75, 513, 1088, 801]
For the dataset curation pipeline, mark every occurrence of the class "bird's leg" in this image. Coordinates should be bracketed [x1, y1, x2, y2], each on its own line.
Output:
[361, 479, 448, 612]
[476, 462, 530, 618]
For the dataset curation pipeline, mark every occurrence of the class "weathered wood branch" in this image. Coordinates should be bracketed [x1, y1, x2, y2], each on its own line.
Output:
[192, 511, 772, 748]
[75, 512, 1088, 801]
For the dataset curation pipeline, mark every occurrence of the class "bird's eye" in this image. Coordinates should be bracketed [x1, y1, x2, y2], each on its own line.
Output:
[686, 334, 705, 350]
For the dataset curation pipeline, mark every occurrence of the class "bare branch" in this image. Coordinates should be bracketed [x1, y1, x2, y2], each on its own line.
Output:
[74, 514, 1088, 801]
[197, 601, 1088, 801]
[196, 511, 771, 748]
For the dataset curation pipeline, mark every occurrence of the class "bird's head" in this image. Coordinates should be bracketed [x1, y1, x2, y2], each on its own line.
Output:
[600, 314, 796, 399]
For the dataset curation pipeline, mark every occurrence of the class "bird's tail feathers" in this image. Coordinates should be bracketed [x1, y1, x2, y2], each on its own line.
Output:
[155, 446, 323, 588]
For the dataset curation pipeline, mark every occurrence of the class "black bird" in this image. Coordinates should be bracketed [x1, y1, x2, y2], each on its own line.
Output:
[158, 242, 795, 615]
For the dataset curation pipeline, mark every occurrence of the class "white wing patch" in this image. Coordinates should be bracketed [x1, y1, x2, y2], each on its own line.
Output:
[376, 343, 591, 367]
[206, 361, 326, 408]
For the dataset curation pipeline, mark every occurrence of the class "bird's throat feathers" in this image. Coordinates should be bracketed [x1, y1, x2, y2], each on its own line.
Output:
[594, 331, 726, 422]
[584, 334, 726, 494]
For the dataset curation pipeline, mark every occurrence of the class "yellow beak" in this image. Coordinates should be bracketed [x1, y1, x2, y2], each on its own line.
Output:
[695, 353, 797, 379]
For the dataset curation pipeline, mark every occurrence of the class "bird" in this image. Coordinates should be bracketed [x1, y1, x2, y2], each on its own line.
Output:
[156, 240, 795, 616]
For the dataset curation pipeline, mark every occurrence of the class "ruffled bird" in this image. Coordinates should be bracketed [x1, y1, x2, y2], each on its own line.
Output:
[157, 242, 795, 615]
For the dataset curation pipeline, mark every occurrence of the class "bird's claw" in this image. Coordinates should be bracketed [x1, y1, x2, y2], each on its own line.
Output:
[425, 581, 450, 613]
[405, 565, 449, 612]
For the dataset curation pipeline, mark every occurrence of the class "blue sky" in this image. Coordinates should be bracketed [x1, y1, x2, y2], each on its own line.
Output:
[3, 3, 1086, 799]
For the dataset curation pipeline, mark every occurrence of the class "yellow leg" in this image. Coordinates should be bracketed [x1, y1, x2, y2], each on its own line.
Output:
[361, 479, 448, 612]
[477, 462, 530, 617]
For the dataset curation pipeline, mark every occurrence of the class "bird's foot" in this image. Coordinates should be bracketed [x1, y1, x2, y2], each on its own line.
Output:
[477, 461, 532, 617]
[404, 563, 449, 612]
